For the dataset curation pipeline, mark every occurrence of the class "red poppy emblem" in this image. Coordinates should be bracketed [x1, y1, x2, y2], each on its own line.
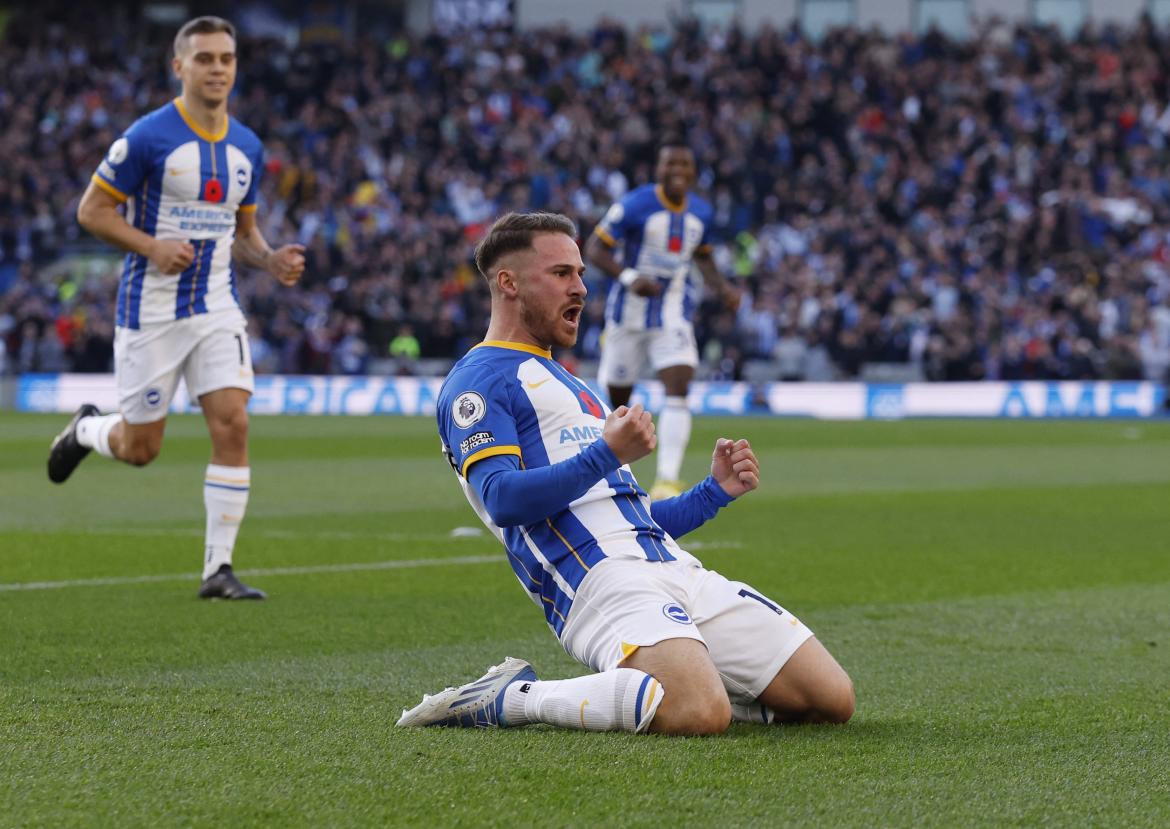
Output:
[203, 179, 223, 203]
[579, 390, 602, 419]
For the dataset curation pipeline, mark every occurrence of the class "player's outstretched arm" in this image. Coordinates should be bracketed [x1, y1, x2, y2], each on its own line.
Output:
[77, 182, 194, 274]
[649, 438, 758, 540]
[233, 209, 305, 286]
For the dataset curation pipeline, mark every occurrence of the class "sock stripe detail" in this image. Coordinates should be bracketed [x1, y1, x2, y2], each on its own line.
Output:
[633, 673, 653, 728]
[205, 475, 250, 485]
[644, 679, 660, 717]
[204, 482, 250, 492]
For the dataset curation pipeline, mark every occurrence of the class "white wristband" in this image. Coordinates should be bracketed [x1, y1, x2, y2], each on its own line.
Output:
[618, 268, 641, 287]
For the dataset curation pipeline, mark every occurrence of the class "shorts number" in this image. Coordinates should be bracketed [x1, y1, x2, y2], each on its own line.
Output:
[738, 588, 783, 616]
[233, 334, 245, 365]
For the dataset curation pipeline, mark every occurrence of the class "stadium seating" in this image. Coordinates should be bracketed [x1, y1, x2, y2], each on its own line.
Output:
[1, 10, 1169, 383]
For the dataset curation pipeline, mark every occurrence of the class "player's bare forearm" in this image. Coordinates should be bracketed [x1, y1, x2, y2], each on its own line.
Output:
[587, 235, 661, 296]
[695, 252, 725, 291]
[231, 225, 274, 270]
[77, 182, 193, 275]
[233, 212, 306, 286]
[695, 252, 740, 310]
[77, 188, 155, 259]
[584, 235, 623, 278]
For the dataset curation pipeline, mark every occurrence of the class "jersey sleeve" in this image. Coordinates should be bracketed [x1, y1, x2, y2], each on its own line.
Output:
[593, 194, 635, 247]
[438, 365, 521, 479]
[92, 120, 151, 203]
[240, 143, 264, 210]
[695, 199, 714, 253]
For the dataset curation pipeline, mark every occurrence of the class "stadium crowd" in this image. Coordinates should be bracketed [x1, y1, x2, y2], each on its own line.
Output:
[2, 8, 1170, 383]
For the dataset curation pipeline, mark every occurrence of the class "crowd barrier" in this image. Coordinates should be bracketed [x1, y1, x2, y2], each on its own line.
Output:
[15, 374, 1167, 419]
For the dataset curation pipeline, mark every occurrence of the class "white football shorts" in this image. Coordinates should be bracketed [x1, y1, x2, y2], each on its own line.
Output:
[114, 309, 253, 424]
[560, 557, 814, 704]
[597, 324, 699, 388]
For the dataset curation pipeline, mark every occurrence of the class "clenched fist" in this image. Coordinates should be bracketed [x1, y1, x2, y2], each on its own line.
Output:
[149, 239, 195, 275]
[268, 243, 306, 286]
[603, 403, 657, 465]
[711, 437, 759, 498]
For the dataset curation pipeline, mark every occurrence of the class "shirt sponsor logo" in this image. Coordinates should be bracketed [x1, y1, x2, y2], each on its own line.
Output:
[639, 249, 683, 275]
[169, 204, 235, 234]
[452, 391, 486, 428]
[559, 425, 602, 444]
[459, 431, 495, 454]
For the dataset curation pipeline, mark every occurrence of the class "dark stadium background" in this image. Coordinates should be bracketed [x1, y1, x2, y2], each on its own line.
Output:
[2, 0, 1169, 393]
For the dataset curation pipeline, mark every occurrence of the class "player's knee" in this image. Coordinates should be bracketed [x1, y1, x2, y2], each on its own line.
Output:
[694, 694, 733, 735]
[659, 688, 731, 736]
[224, 407, 249, 435]
[816, 675, 855, 724]
[211, 407, 248, 442]
[124, 439, 161, 466]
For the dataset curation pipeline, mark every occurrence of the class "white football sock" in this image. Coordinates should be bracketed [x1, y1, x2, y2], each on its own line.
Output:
[202, 464, 250, 579]
[656, 396, 691, 482]
[731, 702, 775, 724]
[76, 413, 122, 459]
[501, 668, 663, 733]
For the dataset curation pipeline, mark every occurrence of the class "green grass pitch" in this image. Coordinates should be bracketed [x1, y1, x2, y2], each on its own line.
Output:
[2, 412, 1169, 827]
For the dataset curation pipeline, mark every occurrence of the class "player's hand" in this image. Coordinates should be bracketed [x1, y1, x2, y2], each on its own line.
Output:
[268, 243, 306, 286]
[149, 239, 195, 275]
[603, 403, 657, 465]
[619, 268, 661, 298]
[711, 438, 759, 499]
[631, 276, 662, 297]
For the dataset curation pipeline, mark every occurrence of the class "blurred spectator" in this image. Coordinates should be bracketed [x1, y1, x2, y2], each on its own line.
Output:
[333, 316, 370, 375]
[2, 7, 1170, 385]
[774, 325, 807, 381]
[389, 324, 421, 375]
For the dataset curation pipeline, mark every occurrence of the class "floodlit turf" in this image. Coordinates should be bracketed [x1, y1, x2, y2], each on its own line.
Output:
[2, 412, 1169, 827]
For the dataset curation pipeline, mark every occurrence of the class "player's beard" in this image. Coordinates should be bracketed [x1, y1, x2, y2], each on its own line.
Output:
[520, 300, 576, 349]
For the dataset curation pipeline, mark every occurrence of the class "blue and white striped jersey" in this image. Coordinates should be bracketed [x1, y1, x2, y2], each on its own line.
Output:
[594, 184, 714, 331]
[91, 98, 263, 329]
[438, 341, 698, 635]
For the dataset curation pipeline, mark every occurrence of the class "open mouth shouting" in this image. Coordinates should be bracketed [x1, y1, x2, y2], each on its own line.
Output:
[562, 304, 583, 329]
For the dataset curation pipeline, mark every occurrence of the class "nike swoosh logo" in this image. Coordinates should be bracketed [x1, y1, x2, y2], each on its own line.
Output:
[526, 379, 551, 390]
[167, 167, 195, 176]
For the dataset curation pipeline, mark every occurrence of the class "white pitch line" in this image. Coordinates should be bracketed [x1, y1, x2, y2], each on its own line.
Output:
[0, 541, 744, 593]
[10, 525, 747, 548]
[0, 555, 500, 593]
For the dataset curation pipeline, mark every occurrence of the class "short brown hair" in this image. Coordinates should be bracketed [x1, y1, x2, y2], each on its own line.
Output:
[174, 16, 236, 58]
[474, 212, 577, 280]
